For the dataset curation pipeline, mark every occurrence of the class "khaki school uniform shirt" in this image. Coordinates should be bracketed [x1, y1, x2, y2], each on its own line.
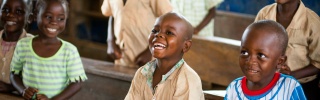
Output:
[255, 2, 320, 83]
[101, 0, 172, 67]
[125, 60, 204, 100]
[0, 30, 33, 84]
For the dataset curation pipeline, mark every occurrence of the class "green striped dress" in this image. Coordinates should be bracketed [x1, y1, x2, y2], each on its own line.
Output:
[10, 37, 87, 98]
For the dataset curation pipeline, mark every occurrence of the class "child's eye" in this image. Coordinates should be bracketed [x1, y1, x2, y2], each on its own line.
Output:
[258, 53, 266, 58]
[166, 31, 173, 35]
[2, 8, 9, 13]
[16, 9, 24, 15]
[151, 29, 158, 34]
[240, 51, 248, 56]
[57, 18, 65, 21]
[45, 15, 52, 19]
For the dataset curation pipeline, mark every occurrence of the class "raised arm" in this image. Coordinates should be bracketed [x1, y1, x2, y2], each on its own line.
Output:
[194, 7, 217, 35]
[107, 16, 122, 60]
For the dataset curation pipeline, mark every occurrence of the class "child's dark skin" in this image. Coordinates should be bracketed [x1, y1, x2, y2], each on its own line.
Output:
[149, 13, 193, 88]
[276, 0, 320, 80]
[10, 0, 81, 100]
[240, 24, 286, 90]
[0, 0, 29, 92]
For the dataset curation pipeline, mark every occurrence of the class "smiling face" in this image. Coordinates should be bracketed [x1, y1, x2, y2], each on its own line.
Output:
[37, 0, 66, 38]
[1, 0, 27, 33]
[240, 27, 285, 84]
[148, 13, 191, 60]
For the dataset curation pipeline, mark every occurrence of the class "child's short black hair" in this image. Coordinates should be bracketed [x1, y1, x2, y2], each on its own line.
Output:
[245, 20, 288, 55]
[36, 0, 69, 18]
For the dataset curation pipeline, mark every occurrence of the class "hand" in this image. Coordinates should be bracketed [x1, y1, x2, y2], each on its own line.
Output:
[36, 94, 49, 100]
[135, 48, 152, 66]
[278, 64, 291, 75]
[194, 28, 200, 35]
[107, 41, 122, 60]
[23, 87, 38, 100]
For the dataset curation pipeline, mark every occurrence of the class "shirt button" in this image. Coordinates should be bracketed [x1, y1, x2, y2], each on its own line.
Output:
[152, 96, 156, 100]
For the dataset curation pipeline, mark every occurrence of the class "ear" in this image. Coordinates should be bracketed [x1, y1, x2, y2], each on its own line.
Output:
[182, 40, 192, 53]
[277, 55, 287, 69]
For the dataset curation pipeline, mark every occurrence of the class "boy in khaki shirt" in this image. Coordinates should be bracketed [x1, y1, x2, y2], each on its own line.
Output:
[255, 0, 320, 99]
[125, 12, 204, 100]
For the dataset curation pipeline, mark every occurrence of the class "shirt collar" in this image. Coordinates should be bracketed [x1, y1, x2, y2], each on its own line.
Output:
[141, 59, 185, 91]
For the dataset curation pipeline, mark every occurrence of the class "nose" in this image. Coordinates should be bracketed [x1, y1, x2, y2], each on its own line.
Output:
[6, 11, 15, 17]
[155, 32, 164, 38]
[247, 55, 258, 66]
[49, 18, 58, 25]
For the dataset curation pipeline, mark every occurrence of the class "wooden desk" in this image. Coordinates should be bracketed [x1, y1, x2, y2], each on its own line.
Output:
[203, 90, 226, 100]
[0, 93, 22, 100]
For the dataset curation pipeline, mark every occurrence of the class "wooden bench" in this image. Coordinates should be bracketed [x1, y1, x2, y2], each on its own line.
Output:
[71, 57, 137, 100]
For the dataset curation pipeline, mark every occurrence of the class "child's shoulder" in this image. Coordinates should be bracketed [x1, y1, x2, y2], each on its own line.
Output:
[60, 39, 78, 50]
[18, 36, 33, 43]
[258, 3, 277, 15]
[279, 73, 300, 84]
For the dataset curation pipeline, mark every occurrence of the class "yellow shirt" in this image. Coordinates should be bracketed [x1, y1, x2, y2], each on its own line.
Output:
[125, 60, 204, 100]
[255, 2, 320, 83]
[101, 0, 172, 67]
[0, 30, 33, 84]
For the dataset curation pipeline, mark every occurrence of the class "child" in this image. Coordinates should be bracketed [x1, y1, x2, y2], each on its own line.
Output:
[225, 20, 306, 100]
[101, 0, 172, 67]
[255, 0, 320, 99]
[0, 0, 33, 92]
[10, 0, 87, 99]
[125, 12, 204, 100]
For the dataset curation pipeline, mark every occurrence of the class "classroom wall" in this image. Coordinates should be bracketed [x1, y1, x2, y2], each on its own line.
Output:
[218, 0, 320, 16]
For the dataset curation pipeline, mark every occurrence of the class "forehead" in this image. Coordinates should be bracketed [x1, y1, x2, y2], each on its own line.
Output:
[155, 15, 187, 31]
[3, 0, 25, 7]
[41, 1, 66, 15]
[241, 28, 280, 51]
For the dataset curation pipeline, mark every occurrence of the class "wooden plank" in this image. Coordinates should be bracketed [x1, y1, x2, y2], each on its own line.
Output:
[0, 93, 23, 100]
[184, 36, 243, 86]
[214, 11, 255, 40]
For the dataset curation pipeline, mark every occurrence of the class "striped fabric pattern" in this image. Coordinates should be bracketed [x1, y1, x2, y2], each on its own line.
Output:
[171, 0, 224, 36]
[224, 74, 306, 100]
[10, 37, 87, 98]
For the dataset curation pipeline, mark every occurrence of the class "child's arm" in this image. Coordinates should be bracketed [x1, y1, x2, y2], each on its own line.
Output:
[107, 16, 122, 60]
[290, 64, 320, 79]
[194, 7, 216, 35]
[10, 72, 38, 100]
[48, 82, 81, 100]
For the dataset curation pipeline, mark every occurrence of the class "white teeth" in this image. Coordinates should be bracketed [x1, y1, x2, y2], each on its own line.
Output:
[249, 70, 258, 73]
[47, 28, 57, 32]
[6, 21, 16, 25]
[154, 43, 166, 48]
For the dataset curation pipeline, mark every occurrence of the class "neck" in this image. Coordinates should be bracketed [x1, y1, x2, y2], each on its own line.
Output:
[156, 57, 182, 74]
[277, 0, 300, 17]
[2, 30, 23, 42]
[247, 73, 276, 91]
[36, 35, 60, 45]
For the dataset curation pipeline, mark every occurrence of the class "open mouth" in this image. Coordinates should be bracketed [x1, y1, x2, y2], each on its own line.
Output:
[6, 21, 16, 25]
[47, 28, 57, 32]
[247, 69, 259, 74]
[153, 43, 166, 49]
